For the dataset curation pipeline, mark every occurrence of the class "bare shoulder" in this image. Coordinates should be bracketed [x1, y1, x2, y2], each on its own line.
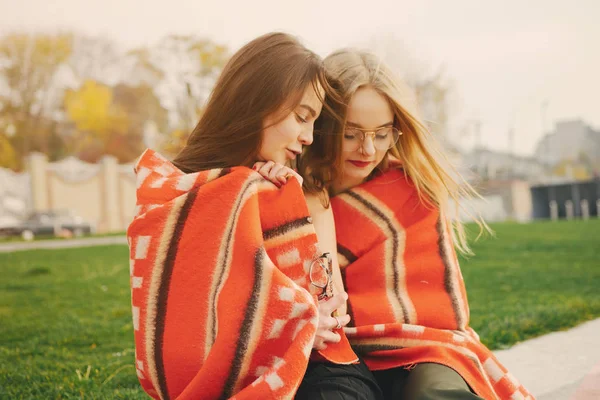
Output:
[305, 191, 336, 240]
[304, 191, 331, 218]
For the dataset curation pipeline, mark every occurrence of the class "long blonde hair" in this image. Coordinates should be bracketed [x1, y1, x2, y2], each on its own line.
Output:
[299, 49, 489, 254]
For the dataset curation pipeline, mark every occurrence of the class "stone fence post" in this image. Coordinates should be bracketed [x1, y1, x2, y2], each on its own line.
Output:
[27, 153, 49, 212]
[101, 156, 121, 232]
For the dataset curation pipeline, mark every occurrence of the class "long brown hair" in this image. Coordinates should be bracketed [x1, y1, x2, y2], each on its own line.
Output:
[173, 32, 327, 172]
[299, 49, 489, 254]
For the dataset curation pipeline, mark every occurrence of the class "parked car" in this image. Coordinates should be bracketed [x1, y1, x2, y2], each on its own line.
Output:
[0, 210, 94, 241]
[0, 216, 22, 238]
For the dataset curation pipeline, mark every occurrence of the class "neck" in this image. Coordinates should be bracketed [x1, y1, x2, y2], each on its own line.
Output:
[330, 174, 366, 196]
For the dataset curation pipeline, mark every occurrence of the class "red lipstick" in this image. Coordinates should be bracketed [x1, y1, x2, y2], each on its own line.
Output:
[348, 160, 372, 168]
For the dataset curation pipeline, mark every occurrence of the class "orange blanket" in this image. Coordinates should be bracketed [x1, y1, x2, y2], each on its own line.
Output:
[127, 150, 356, 400]
[331, 168, 534, 400]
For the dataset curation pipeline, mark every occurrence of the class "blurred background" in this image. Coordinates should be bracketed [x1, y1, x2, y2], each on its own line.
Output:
[0, 0, 599, 234]
[0, 1, 599, 399]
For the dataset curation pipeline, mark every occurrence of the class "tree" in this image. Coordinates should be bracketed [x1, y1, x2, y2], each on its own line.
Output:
[123, 35, 228, 157]
[63, 80, 168, 163]
[0, 32, 73, 168]
[366, 35, 457, 138]
[0, 31, 228, 165]
[63, 80, 128, 161]
[122, 47, 164, 87]
[160, 128, 190, 159]
[67, 35, 122, 84]
[64, 80, 127, 138]
[129, 35, 228, 131]
[110, 83, 168, 161]
[0, 132, 18, 170]
[412, 69, 453, 136]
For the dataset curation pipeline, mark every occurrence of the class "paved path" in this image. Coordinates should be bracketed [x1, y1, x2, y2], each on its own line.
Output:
[1, 237, 599, 399]
[570, 360, 600, 400]
[494, 318, 600, 399]
[0, 236, 128, 253]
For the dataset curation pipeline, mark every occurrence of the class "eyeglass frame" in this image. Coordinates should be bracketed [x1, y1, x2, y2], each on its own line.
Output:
[309, 252, 333, 301]
[343, 125, 402, 152]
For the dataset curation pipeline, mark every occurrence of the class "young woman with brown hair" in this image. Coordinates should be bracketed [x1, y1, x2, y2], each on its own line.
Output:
[127, 34, 381, 399]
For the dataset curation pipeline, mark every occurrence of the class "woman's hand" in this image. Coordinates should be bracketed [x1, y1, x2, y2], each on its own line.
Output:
[313, 292, 351, 351]
[252, 161, 303, 188]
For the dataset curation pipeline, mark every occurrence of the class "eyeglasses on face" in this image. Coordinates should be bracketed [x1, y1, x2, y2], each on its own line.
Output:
[343, 126, 401, 152]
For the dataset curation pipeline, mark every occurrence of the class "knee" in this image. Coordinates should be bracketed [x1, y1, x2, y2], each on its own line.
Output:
[404, 364, 478, 400]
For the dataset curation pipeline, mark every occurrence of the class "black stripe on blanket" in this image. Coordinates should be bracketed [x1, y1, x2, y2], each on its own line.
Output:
[155, 186, 200, 400]
[352, 344, 405, 355]
[219, 248, 265, 400]
[337, 243, 358, 265]
[262, 216, 312, 240]
[345, 191, 411, 324]
[437, 217, 464, 330]
[209, 177, 264, 349]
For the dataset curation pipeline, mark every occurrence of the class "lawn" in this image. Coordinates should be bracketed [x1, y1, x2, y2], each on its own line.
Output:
[462, 220, 600, 348]
[0, 246, 144, 399]
[1, 220, 599, 398]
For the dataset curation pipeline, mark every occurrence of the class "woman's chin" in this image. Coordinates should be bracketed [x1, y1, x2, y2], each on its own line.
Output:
[341, 170, 372, 184]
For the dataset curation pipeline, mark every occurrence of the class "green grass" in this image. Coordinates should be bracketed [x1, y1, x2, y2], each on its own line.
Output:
[461, 219, 600, 349]
[1, 220, 599, 398]
[0, 246, 145, 399]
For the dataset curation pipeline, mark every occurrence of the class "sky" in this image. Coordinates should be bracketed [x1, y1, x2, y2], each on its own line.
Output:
[1, 0, 598, 156]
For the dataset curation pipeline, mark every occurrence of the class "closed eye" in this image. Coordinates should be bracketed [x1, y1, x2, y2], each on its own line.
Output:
[376, 127, 394, 138]
[295, 112, 308, 124]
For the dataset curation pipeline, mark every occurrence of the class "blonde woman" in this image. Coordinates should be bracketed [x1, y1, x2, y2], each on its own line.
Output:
[298, 49, 533, 400]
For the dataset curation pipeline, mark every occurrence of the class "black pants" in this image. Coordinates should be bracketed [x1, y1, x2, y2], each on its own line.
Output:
[373, 363, 484, 400]
[295, 359, 384, 400]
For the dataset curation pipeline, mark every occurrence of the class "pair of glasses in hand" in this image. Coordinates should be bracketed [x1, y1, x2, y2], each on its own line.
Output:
[309, 252, 332, 301]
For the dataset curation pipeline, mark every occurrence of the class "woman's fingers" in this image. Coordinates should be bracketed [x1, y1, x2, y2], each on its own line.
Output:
[326, 313, 351, 330]
[319, 292, 347, 314]
[321, 314, 350, 331]
[312, 327, 342, 350]
[311, 304, 351, 349]
[255, 161, 282, 186]
[313, 339, 328, 350]
[252, 161, 303, 188]
[317, 329, 341, 343]
[282, 169, 303, 186]
[256, 161, 274, 177]
[312, 291, 351, 349]
[267, 163, 285, 183]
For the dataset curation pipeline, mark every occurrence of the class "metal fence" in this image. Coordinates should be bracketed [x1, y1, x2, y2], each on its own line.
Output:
[531, 179, 600, 219]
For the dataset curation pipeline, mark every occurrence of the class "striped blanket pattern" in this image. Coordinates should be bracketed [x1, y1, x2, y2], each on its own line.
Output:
[331, 169, 534, 400]
[127, 150, 354, 399]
